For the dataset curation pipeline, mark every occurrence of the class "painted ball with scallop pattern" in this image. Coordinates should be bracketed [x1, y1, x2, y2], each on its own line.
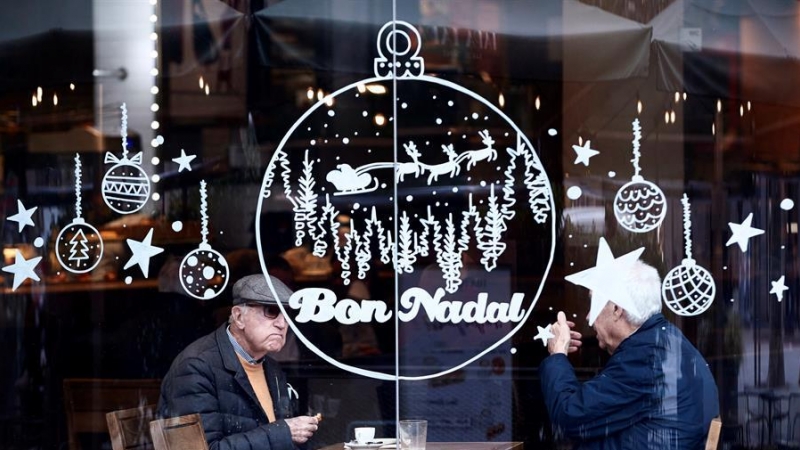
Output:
[180, 244, 229, 300]
[613, 177, 667, 233]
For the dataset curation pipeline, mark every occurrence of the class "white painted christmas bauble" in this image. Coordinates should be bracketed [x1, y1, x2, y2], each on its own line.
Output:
[179, 243, 229, 300]
[102, 162, 150, 214]
[662, 258, 716, 316]
[613, 176, 667, 233]
[56, 218, 104, 274]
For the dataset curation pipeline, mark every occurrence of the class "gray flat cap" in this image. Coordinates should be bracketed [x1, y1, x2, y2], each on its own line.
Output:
[232, 274, 293, 306]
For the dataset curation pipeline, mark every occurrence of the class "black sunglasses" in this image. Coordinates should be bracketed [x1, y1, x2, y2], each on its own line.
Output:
[245, 303, 282, 319]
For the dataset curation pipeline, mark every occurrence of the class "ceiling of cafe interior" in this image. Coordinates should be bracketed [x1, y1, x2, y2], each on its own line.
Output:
[0, 0, 798, 179]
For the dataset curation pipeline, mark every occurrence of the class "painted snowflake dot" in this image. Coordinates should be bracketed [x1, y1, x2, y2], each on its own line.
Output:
[613, 176, 667, 233]
[56, 218, 104, 274]
[661, 259, 715, 316]
[102, 161, 151, 214]
[179, 244, 230, 300]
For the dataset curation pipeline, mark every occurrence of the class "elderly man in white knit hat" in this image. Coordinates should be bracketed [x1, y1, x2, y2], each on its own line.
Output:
[158, 274, 320, 450]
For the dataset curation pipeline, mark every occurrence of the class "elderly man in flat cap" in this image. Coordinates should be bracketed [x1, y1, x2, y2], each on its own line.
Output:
[158, 274, 319, 450]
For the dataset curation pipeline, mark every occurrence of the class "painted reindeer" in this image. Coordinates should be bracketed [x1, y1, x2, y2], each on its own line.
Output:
[457, 129, 497, 170]
[423, 144, 461, 183]
[396, 142, 422, 182]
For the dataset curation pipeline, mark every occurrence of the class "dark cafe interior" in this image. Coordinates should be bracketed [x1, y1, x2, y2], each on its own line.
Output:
[1, 0, 800, 449]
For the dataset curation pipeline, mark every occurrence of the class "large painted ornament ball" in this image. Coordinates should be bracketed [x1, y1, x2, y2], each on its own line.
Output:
[661, 258, 715, 316]
[613, 175, 667, 233]
[180, 243, 229, 300]
[102, 161, 151, 214]
[56, 218, 104, 274]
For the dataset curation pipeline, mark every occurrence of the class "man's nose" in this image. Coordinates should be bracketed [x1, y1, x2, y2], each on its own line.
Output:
[274, 313, 287, 328]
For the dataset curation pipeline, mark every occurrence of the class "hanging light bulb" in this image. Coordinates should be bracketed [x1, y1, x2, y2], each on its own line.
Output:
[664, 111, 669, 124]
[37, 87, 42, 102]
[317, 89, 324, 101]
[204, 84, 210, 95]
[740, 104, 744, 117]
[674, 92, 680, 103]
[498, 92, 505, 108]
[32, 95, 38, 107]
[374, 114, 386, 126]
[717, 99, 722, 113]
[637, 99, 643, 114]
[535, 95, 541, 110]
[578, 135, 583, 146]
[199, 77, 204, 89]
[670, 110, 676, 124]
[306, 87, 314, 100]
[712, 123, 716, 135]
[69, 83, 75, 91]
[53, 93, 58, 106]
[747, 101, 752, 111]
[682, 92, 687, 101]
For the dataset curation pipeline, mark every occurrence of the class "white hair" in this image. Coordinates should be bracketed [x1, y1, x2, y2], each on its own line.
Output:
[619, 260, 662, 326]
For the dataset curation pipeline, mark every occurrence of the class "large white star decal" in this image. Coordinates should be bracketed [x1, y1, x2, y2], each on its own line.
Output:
[2, 250, 42, 290]
[564, 237, 645, 326]
[172, 149, 197, 172]
[533, 324, 554, 347]
[770, 275, 789, 302]
[572, 140, 600, 166]
[726, 212, 764, 252]
[123, 228, 164, 277]
[7, 200, 38, 232]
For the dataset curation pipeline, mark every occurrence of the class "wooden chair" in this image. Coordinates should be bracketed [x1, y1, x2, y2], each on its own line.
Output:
[149, 413, 209, 450]
[105, 404, 156, 450]
[63, 378, 161, 450]
[705, 417, 722, 450]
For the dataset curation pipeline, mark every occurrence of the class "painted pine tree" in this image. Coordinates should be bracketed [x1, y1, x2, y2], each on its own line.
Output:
[476, 184, 507, 271]
[396, 211, 416, 273]
[295, 150, 319, 246]
[438, 213, 463, 293]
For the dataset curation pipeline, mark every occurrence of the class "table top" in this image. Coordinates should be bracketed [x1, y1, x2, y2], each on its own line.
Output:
[319, 443, 523, 450]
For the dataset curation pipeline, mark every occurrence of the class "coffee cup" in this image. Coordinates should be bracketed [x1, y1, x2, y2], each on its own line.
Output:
[354, 426, 376, 443]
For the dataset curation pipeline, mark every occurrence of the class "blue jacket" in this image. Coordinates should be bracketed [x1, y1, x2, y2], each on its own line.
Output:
[158, 325, 299, 450]
[539, 314, 719, 450]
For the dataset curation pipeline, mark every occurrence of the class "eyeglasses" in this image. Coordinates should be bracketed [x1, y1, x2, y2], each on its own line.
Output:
[245, 303, 282, 319]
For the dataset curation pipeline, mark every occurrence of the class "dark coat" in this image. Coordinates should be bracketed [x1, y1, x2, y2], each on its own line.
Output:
[540, 314, 719, 450]
[158, 325, 298, 450]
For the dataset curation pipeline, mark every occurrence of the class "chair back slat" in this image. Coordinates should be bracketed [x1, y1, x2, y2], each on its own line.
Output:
[149, 413, 209, 450]
[106, 405, 156, 450]
[705, 417, 722, 450]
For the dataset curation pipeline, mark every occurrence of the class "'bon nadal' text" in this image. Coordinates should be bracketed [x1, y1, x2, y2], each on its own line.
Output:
[288, 287, 526, 324]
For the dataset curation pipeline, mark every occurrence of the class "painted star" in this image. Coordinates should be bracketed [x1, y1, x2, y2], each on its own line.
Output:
[533, 324, 555, 347]
[726, 213, 764, 252]
[2, 250, 42, 290]
[572, 140, 600, 166]
[124, 228, 164, 277]
[7, 200, 38, 232]
[564, 237, 645, 326]
[172, 149, 197, 172]
[770, 275, 789, 302]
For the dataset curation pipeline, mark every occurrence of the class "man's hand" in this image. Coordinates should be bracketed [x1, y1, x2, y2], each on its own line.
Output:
[547, 311, 583, 355]
[285, 415, 319, 444]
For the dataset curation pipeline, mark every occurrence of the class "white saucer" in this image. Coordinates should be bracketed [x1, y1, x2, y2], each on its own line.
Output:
[344, 438, 397, 449]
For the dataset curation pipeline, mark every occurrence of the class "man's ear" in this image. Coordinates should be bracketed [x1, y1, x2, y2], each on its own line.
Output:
[611, 302, 624, 320]
[231, 305, 246, 329]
